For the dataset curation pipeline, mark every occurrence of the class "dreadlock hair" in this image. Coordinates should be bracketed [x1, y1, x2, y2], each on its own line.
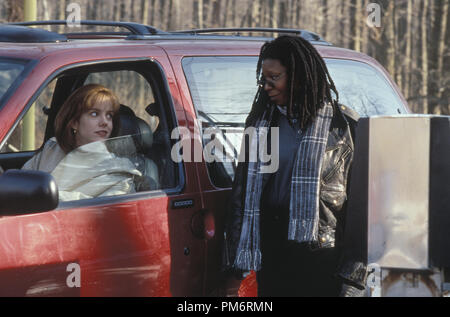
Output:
[246, 35, 339, 129]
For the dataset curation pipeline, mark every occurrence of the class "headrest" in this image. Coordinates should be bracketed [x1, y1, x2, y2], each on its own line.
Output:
[118, 105, 153, 153]
[145, 102, 160, 133]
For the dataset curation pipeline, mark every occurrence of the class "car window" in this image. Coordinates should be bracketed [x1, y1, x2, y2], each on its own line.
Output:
[85, 71, 157, 130]
[80, 69, 178, 194]
[0, 62, 179, 202]
[0, 79, 56, 153]
[182, 56, 258, 186]
[325, 59, 407, 116]
[0, 58, 27, 102]
[182, 56, 257, 125]
[84, 69, 177, 191]
[183, 55, 408, 186]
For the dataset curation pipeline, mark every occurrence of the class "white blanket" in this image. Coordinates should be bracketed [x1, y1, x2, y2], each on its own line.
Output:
[23, 137, 141, 201]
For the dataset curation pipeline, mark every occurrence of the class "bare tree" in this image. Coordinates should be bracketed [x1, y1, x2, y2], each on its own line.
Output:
[2, 0, 447, 115]
[404, 0, 413, 100]
[223, 0, 229, 27]
[421, 0, 429, 113]
[271, 0, 278, 29]
[5, 0, 23, 22]
[251, 0, 260, 28]
[194, 0, 203, 28]
[386, 1, 396, 80]
[141, 0, 149, 24]
[435, 0, 449, 114]
[211, 0, 220, 28]
[353, 0, 362, 51]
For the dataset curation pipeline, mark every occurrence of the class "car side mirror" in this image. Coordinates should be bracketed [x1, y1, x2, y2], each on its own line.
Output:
[0, 169, 58, 216]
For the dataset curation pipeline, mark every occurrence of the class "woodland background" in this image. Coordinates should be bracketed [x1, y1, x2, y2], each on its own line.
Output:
[1, 0, 449, 115]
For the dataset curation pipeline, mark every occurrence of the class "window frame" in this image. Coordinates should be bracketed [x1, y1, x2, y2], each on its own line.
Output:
[0, 57, 185, 209]
[181, 55, 258, 188]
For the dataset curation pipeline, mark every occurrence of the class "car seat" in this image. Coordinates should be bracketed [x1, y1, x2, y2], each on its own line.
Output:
[117, 105, 159, 191]
[145, 102, 175, 189]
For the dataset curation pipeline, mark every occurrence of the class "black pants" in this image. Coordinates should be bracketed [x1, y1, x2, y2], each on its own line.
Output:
[258, 206, 341, 297]
[257, 242, 341, 297]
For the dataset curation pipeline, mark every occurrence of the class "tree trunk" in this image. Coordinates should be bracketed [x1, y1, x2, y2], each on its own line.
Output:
[223, 0, 229, 27]
[198, 0, 204, 28]
[141, 0, 149, 24]
[421, 0, 429, 113]
[149, 0, 155, 25]
[386, 1, 396, 81]
[342, 1, 351, 48]
[58, 0, 66, 33]
[212, 0, 220, 28]
[42, 0, 49, 24]
[272, 0, 278, 28]
[114, 0, 120, 22]
[325, 0, 338, 44]
[260, 0, 266, 28]
[239, 1, 251, 27]
[394, 1, 402, 90]
[291, 0, 298, 27]
[361, 0, 369, 53]
[251, 0, 260, 28]
[319, 0, 326, 39]
[286, 0, 294, 27]
[120, 0, 126, 21]
[404, 0, 413, 100]
[159, 0, 165, 29]
[231, 0, 236, 27]
[353, 0, 362, 51]
[6, 0, 23, 23]
[279, 1, 287, 29]
[435, 0, 448, 114]
[409, 0, 421, 112]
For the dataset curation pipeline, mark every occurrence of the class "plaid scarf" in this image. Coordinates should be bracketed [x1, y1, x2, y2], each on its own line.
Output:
[233, 102, 334, 271]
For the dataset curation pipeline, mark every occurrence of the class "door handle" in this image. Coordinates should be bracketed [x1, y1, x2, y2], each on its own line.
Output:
[190, 209, 215, 240]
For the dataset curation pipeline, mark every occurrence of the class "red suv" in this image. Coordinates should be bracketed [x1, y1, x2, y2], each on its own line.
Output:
[0, 21, 410, 296]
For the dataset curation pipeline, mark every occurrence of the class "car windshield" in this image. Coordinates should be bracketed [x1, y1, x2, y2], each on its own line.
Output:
[182, 55, 409, 179]
[0, 58, 28, 105]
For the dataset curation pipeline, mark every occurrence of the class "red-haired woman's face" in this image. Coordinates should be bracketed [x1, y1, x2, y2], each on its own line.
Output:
[260, 58, 289, 106]
[71, 98, 114, 148]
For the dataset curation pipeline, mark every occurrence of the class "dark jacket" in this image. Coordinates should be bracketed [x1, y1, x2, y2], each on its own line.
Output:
[223, 103, 367, 289]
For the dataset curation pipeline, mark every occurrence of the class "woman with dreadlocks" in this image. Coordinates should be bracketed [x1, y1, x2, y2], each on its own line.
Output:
[222, 35, 367, 296]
